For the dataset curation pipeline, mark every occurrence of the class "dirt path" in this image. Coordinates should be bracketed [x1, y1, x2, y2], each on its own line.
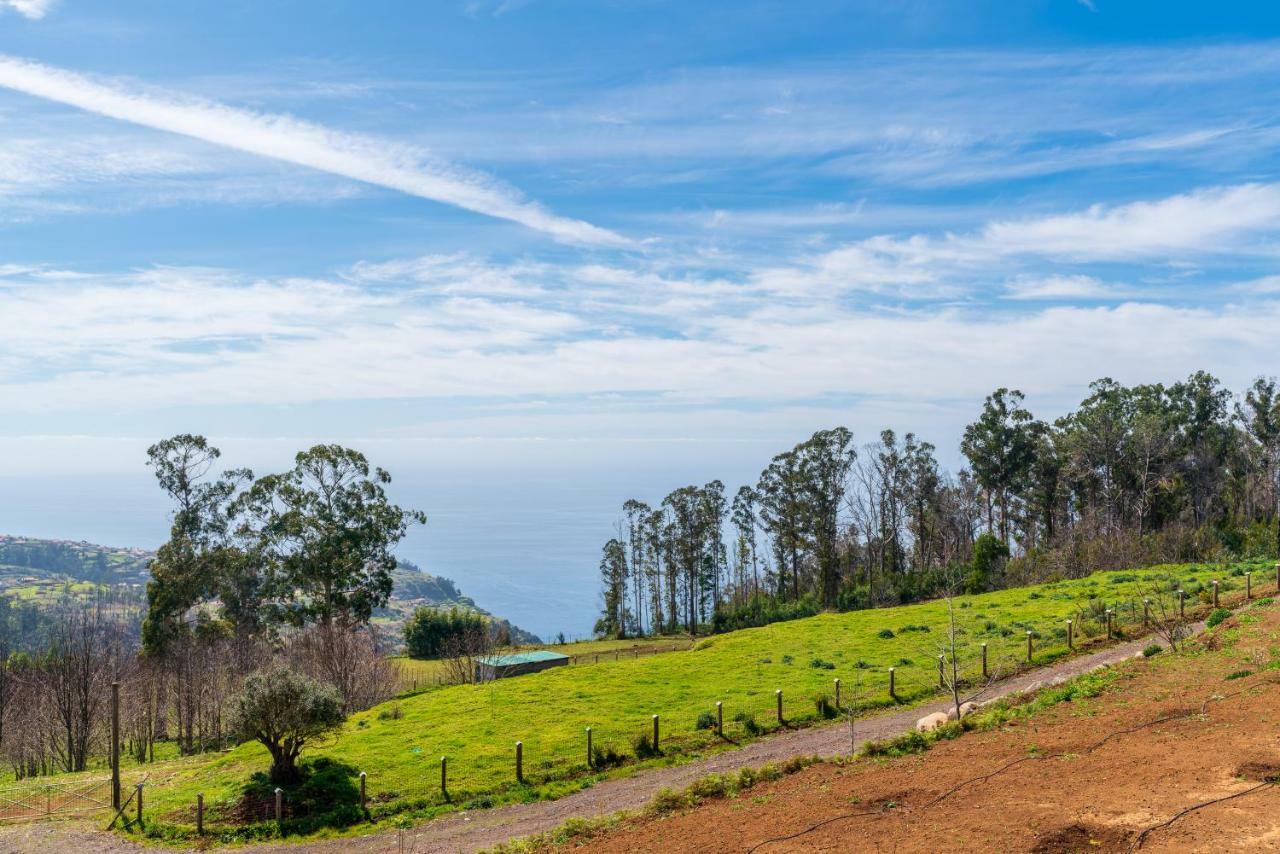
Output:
[0, 627, 1196, 854]
[577, 609, 1280, 853]
[260, 629, 1183, 854]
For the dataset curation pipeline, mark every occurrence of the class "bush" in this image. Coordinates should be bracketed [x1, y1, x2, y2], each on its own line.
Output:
[877, 628, 895, 639]
[229, 667, 345, 785]
[377, 704, 404, 721]
[1226, 669, 1253, 680]
[695, 711, 717, 730]
[632, 733, 660, 759]
[734, 711, 762, 736]
[403, 606, 488, 659]
[809, 658, 835, 670]
[591, 743, 625, 768]
[1142, 644, 1163, 658]
[1207, 608, 1231, 628]
[242, 757, 362, 831]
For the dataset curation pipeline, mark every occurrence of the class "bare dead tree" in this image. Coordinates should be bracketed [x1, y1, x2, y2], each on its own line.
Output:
[1134, 581, 1188, 652]
[440, 624, 499, 685]
[931, 566, 1004, 721]
[289, 620, 396, 712]
[39, 604, 128, 772]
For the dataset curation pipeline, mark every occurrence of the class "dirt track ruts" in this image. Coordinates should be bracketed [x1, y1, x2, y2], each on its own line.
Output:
[0, 626, 1196, 854]
[262, 627, 1191, 854]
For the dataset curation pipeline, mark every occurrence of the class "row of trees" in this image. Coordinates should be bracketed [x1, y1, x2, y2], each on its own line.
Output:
[0, 435, 423, 781]
[598, 373, 1280, 637]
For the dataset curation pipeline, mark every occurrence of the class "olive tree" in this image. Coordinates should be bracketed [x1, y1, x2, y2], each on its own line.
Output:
[229, 667, 344, 784]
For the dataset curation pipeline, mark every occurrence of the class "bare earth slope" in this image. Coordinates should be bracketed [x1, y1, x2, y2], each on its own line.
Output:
[0, 608, 1263, 853]
[563, 604, 1280, 853]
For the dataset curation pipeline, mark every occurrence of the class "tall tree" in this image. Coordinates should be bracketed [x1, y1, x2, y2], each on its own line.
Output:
[1238, 376, 1280, 553]
[961, 388, 1038, 541]
[235, 445, 425, 628]
[142, 434, 253, 655]
[797, 428, 856, 607]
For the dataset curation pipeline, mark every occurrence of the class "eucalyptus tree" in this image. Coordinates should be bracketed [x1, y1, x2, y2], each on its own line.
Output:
[961, 388, 1038, 541]
[621, 499, 650, 634]
[731, 485, 762, 602]
[142, 434, 254, 656]
[756, 450, 808, 601]
[1238, 376, 1280, 552]
[797, 428, 855, 607]
[234, 445, 426, 629]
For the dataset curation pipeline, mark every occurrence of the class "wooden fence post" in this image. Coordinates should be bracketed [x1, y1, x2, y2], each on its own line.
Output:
[1212, 580, 1219, 608]
[586, 727, 593, 767]
[776, 689, 783, 723]
[937, 654, 944, 688]
[981, 643, 988, 679]
[1026, 630, 1033, 662]
[1066, 619, 1073, 650]
[1143, 599, 1150, 626]
[652, 715, 660, 752]
[135, 783, 143, 827]
[196, 793, 204, 836]
[441, 756, 448, 796]
[716, 701, 723, 736]
[1247, 572, 1252, 600]
[888, 666, 896, 698]
[1105, 609, 1113, 639]
[111, 682, 120, 812]
[274, 787, 282, 823]
[834, 677, 841, 708]
[1178, 589, 1186, 620]
[359, 771, 367, 812]
[515, 741, 523, 783]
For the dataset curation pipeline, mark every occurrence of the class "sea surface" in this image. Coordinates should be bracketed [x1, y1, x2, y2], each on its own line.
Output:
[0, 453, 766, 641]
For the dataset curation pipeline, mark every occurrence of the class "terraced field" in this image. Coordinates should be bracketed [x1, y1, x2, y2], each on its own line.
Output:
[16, 559, 1269, 844]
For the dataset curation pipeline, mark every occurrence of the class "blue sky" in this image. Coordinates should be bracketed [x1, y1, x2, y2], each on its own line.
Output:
[4, 2, 1280, 584]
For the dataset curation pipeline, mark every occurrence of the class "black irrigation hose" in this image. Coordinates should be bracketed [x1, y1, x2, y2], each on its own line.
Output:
[746, 679, 1278, 852]
[1130, 780, 1275, 850]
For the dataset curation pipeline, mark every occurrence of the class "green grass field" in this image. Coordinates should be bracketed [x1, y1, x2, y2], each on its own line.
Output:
[391, 636, 695, 687]
[26, 559, 1270, 842]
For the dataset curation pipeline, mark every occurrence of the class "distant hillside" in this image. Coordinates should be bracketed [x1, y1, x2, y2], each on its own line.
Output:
[0, 535, 540, 646]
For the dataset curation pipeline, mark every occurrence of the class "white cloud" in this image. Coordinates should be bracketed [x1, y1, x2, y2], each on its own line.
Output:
[2, 261, 1279, 419]
[1003, 274, 1117, 301]
[0, 0, 53, 20]
[745, 183, 1280, 299]
[0, 55, 628, 246]
[981, 183, 1280, 260]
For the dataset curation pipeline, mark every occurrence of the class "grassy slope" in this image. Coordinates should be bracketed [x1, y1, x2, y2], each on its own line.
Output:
[392, 637, 695, 685]
[96, 559, 1270, 840]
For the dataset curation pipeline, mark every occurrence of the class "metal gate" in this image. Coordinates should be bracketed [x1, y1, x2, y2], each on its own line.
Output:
[0, 777, 113, 822]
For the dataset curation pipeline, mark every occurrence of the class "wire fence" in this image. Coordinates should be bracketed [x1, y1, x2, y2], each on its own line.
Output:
[14, 566, 1273, 838]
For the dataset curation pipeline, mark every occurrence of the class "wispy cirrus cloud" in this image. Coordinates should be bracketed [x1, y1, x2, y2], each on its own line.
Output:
[0, 55, 629, 246]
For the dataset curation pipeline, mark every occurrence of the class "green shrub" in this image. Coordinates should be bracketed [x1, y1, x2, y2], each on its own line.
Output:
[1225, 669, 1253, 680]
[1142, 644, 1163, 658]
[734, 711, 762, 736]
[809, 658, 835, 670]
[877, 628, 895, 639]
[1255, 597, 1274, 606]
[591, 743, 625, 768]
[780, 654, 794, 665]
[632, 733, 660, 759]
[377, 704, 404, 721]
[229, 667, 345, 785]
[695, 711, 717, 731]
[1207, 608, 1231, 628]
